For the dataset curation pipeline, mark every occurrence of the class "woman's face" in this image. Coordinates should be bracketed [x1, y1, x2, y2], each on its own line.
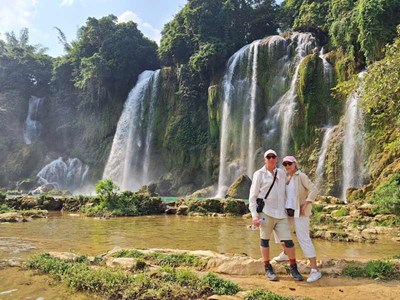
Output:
[283, 161, 296, 173]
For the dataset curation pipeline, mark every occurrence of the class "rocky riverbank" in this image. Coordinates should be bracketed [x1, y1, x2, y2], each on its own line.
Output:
[2, 247, 399, 300]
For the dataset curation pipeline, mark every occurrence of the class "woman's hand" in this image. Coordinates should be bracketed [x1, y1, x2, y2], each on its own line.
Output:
[300, 202, 311, 215]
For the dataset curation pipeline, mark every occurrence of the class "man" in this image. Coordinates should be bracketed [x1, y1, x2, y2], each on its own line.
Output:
[248, 149, 303, 281]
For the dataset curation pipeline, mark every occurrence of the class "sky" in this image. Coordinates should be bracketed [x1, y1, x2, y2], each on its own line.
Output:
[0, 0, 188, 57]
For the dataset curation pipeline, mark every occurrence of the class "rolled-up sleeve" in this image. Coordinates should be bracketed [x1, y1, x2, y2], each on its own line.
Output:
[248, 171, 261, 218]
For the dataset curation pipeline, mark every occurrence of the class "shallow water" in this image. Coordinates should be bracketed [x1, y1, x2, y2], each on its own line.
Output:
[0, 212, 398, 299]
[0, 212, 398, 261]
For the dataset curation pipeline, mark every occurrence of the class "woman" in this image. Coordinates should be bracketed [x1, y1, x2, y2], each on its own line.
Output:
[273, 155, 322, 283]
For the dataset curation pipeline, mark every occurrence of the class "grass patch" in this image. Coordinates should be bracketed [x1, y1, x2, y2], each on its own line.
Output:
[331, 208, 349, 217]
[245, 289, 304, 300]
[342, 260, 399, 280]
[113, 249, 207, 268]
[27, 253, 237, 299]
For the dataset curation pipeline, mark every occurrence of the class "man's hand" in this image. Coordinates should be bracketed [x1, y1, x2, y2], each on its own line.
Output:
[252, 217, 261, 227]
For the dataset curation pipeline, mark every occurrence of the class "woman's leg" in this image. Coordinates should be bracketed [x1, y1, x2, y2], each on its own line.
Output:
[293, 216, 317, 268]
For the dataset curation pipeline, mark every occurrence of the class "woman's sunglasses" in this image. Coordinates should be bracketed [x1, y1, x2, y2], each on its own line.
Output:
[282, 162, 293, 167]
[265, 155, 277, 159]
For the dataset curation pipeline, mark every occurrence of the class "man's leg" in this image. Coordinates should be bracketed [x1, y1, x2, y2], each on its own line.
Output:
[259, 215, 278, 281]
[275, 219, 304, 281]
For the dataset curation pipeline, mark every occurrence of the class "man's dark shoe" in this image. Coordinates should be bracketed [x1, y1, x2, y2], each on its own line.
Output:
[290, 264, 304, 281]
[265, 264, 278, 281]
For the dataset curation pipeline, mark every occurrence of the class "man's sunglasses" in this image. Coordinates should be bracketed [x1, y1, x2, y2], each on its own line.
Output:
[282, 162, 293, 167]
[265, 155, 277, 159]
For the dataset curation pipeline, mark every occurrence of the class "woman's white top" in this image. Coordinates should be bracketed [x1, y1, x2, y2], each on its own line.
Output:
[285, 178, 296, 209]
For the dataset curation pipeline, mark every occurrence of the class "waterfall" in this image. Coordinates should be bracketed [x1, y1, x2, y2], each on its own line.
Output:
[215, 41, 260, 198]
[315, 126, 335, 191]
[341, 72, 367, 201]
[263, 33, 316, 157]
[216, 33, 315, 197]
[24, 96, 43, 144]
[319, 47, 333, 83]
[248, 40, 260, 177]
[103, 70, 160, 191]
[37, 157, 89, 191]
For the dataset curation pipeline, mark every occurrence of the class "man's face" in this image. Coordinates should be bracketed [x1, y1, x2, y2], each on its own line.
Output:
[264, 154, 278, 168]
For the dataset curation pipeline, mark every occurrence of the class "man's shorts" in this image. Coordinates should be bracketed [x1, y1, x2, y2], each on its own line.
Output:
[258, 212, 292, 241]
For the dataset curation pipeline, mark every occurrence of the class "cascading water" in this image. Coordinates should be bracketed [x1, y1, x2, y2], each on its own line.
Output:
[37, 157, 89, 191]
[319, 47, 333, 83]
[215, 41, 260, 197]
[263, 33, 316, 157]
[341, 72, 367, 201]
[315, 126, 335, 191]
[315, 48, 335, 191]
[216, 33, 316, 197]
[24, 96, 43, 144]
[103, 70, 160, 191]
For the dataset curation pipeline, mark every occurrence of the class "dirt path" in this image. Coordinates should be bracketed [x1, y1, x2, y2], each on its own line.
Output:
[221, 273, 400, 300]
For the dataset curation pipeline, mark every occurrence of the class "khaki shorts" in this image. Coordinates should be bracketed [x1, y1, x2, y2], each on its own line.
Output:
[259, 212, 292, 241]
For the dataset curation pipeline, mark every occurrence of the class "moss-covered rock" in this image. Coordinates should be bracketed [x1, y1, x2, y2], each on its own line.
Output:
[226, 175, 251, 199]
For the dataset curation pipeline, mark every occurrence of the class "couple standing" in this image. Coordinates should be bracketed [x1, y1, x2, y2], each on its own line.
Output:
[248, 149, 322, 283]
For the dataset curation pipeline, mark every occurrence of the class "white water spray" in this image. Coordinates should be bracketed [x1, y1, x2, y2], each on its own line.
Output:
[103, 70, 160, 190]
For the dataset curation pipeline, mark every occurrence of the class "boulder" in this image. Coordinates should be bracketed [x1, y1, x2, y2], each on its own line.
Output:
[29, 183, 57, 195]
[226, 175, 251, 199]
[16, 178, 37, 192]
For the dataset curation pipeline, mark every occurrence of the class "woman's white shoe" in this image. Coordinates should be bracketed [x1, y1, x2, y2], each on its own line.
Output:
[272, 251, 289, 262]
[307, 269, 322, 282]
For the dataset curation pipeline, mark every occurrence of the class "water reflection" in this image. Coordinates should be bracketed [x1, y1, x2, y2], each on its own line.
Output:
[0, 212, 398, 261]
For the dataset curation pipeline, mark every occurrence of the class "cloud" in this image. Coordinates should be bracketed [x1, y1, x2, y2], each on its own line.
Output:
[0, 0, 38, 34]
[118, 10, 161, 44]
[60, 0, 75, 6]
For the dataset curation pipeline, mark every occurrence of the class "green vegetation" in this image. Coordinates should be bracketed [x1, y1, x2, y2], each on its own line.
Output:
[331, 207, 350, 217]
[245, 289, 302, 300]
[27, 253, 240, 299]
[159, 0, 279, 71]
[342, 260, 399, 280]
[113, 250, 207, 268]
[370, 172, 400, 215]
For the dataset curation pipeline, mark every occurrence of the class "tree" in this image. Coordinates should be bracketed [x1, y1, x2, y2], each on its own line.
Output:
[357, 0, 400, 63]
[95, 179, 120, 203]
[63, 15, 159, 106]
[158, 0, 279, 73]
[0, 28, 52, 96]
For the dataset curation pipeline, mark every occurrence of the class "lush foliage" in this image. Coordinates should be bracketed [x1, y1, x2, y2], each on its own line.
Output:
[67, 15, 159, 104]
[361, 26, 400, 157]
[370, 172, 400, 215]
[95, 178, 120, 202]
[159, 0, 279, 73]
[0, 29, 52, 97]
[280, 0, 330, 36]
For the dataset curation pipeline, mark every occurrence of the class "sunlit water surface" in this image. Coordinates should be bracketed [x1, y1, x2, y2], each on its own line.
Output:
[1, 212, 398, 261]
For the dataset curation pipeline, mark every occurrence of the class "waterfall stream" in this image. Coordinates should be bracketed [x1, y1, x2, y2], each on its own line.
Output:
[315, 126, 335, 191]
[341, 73, 367, 201]
[103, 70, 160, 191]
[24, 96, 43, 144]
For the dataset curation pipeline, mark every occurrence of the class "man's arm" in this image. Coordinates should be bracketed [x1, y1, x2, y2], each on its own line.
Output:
[248, 171, 261, 219]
